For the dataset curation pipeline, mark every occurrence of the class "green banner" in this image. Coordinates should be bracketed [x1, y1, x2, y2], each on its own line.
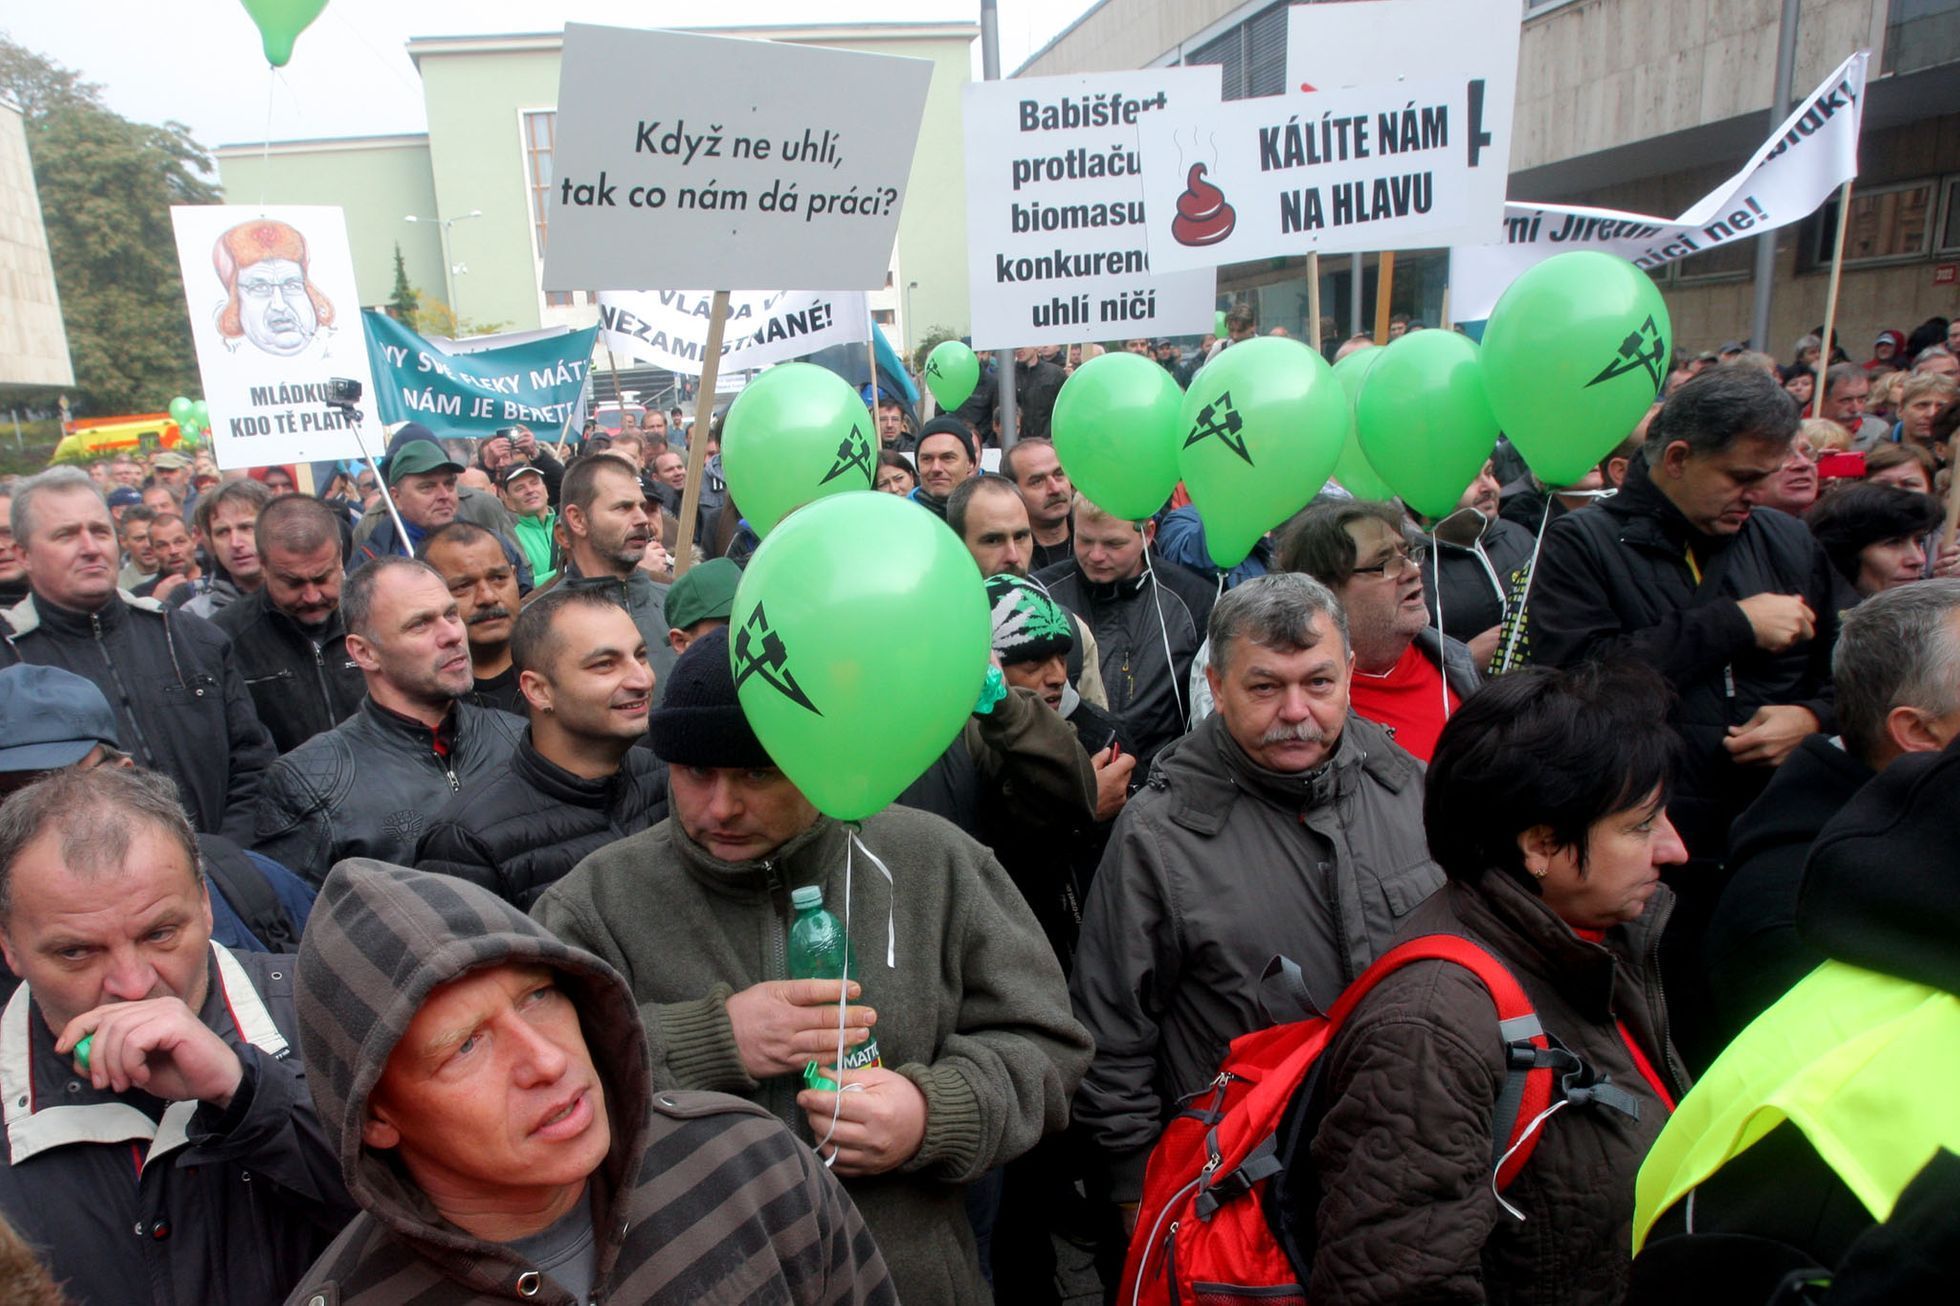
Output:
[362, 310, 597, 437]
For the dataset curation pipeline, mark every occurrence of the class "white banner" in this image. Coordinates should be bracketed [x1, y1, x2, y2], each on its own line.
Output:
[1450, 51, 1869, 320]
[596, 289, 868, 375]
[963, 69, 1221, 350]
[543, 26, 931, 292]
[169, 205, 382, 469]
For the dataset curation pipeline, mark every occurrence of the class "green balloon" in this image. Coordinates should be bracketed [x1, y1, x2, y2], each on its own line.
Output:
[1355, 330, 1500, 519]
[923, 340, 979, 411]
[238, 0, 329, 68]
[1330, 348, 1395, 500]
[1051, 352, 1182, 520]
[190, 400, 210, 429]
[1177, 336, 1350, 569]
[1480, 251, 1672, 487]
[1214, 310, 1228, 337]
[732, 492, 992, 821]
[721, 363, 878, 538]
[168, 396, 194, 426]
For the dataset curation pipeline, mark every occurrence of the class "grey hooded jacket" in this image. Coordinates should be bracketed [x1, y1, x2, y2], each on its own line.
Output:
[287, 860, 894, 1305]
[1070, 709, 1443, 1199]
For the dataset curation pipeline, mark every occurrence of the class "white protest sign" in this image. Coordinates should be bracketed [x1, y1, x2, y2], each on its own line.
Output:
[597, 289, 868, 375]
[543, 26, 932, 292]
[169, 205, 381, 469]
[964, 69, 1221, 350]
[1137, 68, 1514, 272]
[1450, 51, 1869, 320]
[1287, 0, 1522, 97]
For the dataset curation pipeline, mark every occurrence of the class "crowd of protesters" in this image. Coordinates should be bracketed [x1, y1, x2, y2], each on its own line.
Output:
[0, 307, 1953, 1306]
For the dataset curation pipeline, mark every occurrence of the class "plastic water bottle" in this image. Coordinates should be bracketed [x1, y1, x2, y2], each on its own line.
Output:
[787, 884, 881, 1090]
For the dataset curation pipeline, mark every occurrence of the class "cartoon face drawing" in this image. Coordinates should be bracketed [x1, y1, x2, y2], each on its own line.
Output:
[213, 221, 335, 357]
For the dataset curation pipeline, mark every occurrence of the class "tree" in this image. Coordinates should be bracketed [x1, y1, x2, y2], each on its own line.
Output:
[387, 243, 420, 321]
[0, 37, 216, 415]
[913, 324, 960, 373]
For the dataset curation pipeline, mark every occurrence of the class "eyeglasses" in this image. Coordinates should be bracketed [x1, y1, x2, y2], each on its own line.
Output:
[1350, 545, 1429, 579]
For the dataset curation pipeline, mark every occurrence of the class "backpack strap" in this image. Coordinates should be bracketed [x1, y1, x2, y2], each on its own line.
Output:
[1324, 934, 1558, 1189]
[197, 834, 300, 953]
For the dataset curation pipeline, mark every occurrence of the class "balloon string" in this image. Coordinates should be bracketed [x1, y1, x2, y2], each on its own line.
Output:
[815, 824, 895, 1167]
[260, 69, 276, 215]
[1496, 494, 1555, 672]
[1431, 526, 1450, 722]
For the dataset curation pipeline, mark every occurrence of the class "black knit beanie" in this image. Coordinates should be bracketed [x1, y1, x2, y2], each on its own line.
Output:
[647, 625, 774, 768]
[917, 415, 978, 463]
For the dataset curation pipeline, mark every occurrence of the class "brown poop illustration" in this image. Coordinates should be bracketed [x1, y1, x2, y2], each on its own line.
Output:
[1172, 163, 1236, 247]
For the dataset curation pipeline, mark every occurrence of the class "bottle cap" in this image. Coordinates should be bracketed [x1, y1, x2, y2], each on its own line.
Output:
[790, 885, 824, 910]
[74, 1034, 92, 1071]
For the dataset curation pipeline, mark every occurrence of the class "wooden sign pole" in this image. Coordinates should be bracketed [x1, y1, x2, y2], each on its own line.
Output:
[1306, 252, 1322, 357]
[1815, 179, 1853, 419]
[673, 291, 732, 579]
[1373, 251, 1396, 342]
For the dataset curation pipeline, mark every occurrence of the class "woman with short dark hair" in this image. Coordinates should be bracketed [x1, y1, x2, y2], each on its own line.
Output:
[1297, 661, 1690, 1305]
[1806, 482, 1946, 594]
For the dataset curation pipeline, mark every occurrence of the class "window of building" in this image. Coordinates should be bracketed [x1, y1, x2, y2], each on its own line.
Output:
[1883, 0, 1960, 77]
[1937, 175, 1960, 253]
[1803, 181, 1936, 268]
[522, 110, 575, 307]
[1181, 1, 1289, 100]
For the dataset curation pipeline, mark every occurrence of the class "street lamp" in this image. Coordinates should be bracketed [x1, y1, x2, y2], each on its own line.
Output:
[404, 209, 482, 328]
[906, 280, 919, 350]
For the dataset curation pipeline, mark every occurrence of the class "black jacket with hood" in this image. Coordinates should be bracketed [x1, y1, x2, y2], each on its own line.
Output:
[252, 698, 526, 885]
[1528, 455, 1852, 859]
[0, 944, 354, 1306]
[1, 590, 276, 842]
[288, 859, 894, 1305]
[414, 731, 670, 909]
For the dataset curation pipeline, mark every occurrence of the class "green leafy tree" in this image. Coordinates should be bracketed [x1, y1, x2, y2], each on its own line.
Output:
[913, 324, 959, 373]
[0, 37, 216, 415]
[387, 243, 420, 321]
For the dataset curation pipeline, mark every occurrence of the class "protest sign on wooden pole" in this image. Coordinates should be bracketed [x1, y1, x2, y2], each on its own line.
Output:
[865, 302, 881, 420]
[1307, 252, 1322, 356]
[1373, 252, 1396, 342]
[294, 465, 317, 495]
[1815, 179, 1852, 422]
[674, 291, 732, 579]
[604, 345, 626, 423]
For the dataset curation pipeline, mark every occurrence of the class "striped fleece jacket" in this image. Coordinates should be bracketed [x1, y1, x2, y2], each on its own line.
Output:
[285, 859, 894, 1305]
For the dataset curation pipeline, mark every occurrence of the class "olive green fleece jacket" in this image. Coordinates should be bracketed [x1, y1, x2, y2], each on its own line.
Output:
[532, 805, 1093, 1305]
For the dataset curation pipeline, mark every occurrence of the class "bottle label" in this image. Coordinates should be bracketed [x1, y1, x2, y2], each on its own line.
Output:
[801, 1038, 882, 1092]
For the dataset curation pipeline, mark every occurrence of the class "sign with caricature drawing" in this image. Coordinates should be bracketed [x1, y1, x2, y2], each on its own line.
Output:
[171, 204, 382, 468]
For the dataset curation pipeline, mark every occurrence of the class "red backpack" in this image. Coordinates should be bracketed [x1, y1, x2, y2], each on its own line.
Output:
[1118, 934, 1573, 1306]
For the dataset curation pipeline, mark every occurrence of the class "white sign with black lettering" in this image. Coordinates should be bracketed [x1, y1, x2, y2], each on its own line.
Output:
[170, 204, 381, 469]
[543, 25, 932, 292]
[964, 69, 1221, 350]
[1136, 70, 1514, 271]
[598, 289, 868, 375]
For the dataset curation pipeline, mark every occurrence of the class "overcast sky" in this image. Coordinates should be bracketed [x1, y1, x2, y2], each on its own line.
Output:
[6, 0, 1090, 153]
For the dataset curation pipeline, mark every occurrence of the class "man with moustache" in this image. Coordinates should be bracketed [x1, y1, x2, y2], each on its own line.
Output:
[417, 588, 667, 909]
[135, 508, 203, 603]
[1000, 437, 1076, 572]
[525, 454, 679, 694]
[422, 521, 527, 714]
[1070, 573, 1440, 1232]
[252, 557, 524, 884]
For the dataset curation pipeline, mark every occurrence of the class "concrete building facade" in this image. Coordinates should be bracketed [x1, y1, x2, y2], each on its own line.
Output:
[216, 22, 977, 353]
[1021, 0, 1960, 357]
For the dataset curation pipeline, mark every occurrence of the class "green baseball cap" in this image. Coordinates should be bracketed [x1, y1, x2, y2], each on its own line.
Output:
[386, 439, 465, 485]
[663, 557, 742, 632]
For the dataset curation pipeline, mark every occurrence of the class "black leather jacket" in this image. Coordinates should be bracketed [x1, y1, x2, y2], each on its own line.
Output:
[415, 733, 669, 909]
[213, 588, 365, 755]
[252, 698, 525, 884]
[1, 591, 274, 841]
